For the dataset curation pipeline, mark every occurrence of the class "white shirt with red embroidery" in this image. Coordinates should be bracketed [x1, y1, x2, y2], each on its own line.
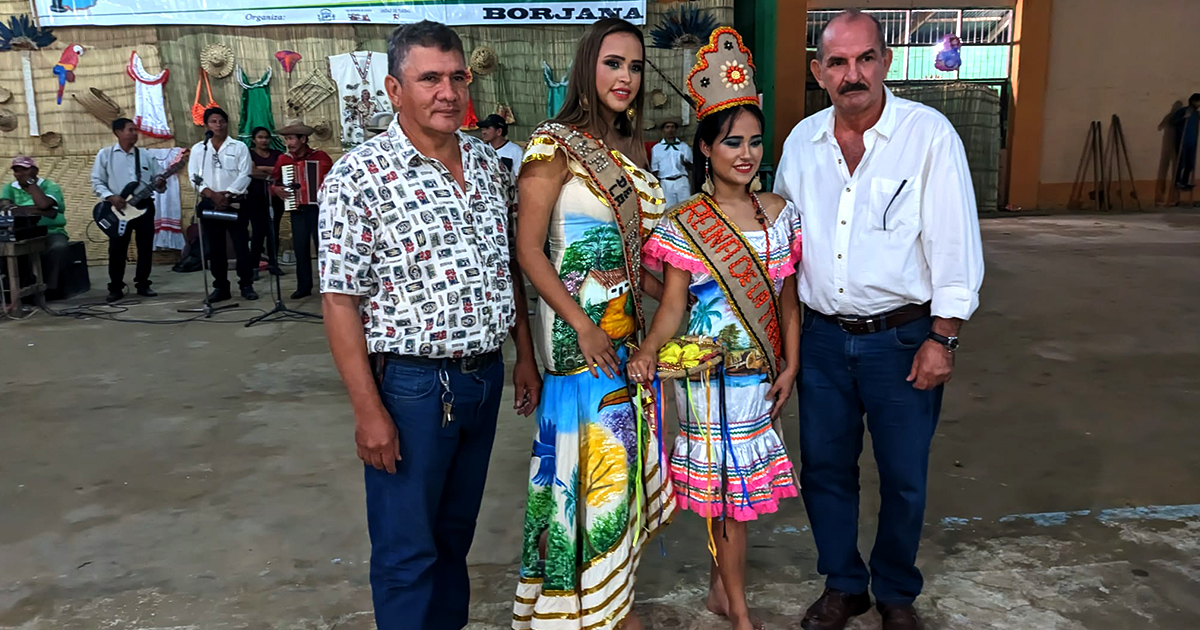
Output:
[318, 118, 516, 358]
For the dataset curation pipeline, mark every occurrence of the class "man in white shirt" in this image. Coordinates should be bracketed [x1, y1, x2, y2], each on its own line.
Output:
[650, 118, 692, 208]
[774, 11, 984, 630]
[478, 114, 524, 184]
[91, 118, 166, 302]
[189, 107, 255, 303]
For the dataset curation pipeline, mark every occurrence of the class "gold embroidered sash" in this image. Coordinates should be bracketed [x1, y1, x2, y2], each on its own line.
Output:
[672, 194, 782, 379]
[534, 123, 648, 331]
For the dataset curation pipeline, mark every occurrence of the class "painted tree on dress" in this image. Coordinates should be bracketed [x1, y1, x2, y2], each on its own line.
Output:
[689, 297, 722, 334]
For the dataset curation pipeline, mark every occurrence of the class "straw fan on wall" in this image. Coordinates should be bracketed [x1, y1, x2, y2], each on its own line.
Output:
[649, 5, 718, 128]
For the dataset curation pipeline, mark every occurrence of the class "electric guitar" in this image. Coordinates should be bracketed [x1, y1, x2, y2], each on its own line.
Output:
[92, 149, 189, 239]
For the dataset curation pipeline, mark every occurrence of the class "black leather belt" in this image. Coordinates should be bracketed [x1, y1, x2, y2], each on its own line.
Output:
[376, 350, 500, 374]
[812, 302, 931, 335]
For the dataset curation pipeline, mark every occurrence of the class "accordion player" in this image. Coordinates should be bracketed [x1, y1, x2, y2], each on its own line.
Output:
[270, 120, 334, 299]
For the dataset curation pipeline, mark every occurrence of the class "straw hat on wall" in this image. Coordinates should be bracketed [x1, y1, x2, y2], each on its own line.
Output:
[0, 109, 17, 132]
[200, 43, 235, 79]
[469, 46, 499, 76]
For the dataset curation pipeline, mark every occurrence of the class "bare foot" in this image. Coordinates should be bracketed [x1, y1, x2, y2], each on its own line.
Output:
[706, 578, 730, 617]
[729, 611, 765, 630]
[620, 611, 644, 630]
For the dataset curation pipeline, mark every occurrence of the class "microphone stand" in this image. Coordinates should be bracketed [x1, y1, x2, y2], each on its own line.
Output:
[244, 189, 321, 327]
[180, 135, 238, 317]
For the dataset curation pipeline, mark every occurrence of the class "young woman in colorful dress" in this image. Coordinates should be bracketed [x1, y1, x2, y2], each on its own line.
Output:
[511, 17, 676, 630]
[627, 27, 802, 630]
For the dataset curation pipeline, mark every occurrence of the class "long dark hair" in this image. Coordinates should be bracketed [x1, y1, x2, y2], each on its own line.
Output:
[690, 104, 766, 195]
[551, 18, 647, 166]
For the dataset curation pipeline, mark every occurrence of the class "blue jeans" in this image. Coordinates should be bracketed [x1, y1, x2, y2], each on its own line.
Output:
[798, 312, 943, 606]
[366, 354, 504, 630]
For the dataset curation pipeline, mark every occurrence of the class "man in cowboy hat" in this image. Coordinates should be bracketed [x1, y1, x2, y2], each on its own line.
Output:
[650, 117, 692, 208]
[1, 155, 69, 298]
[477, 113, 523, 184]
[271, 118, 332, 300]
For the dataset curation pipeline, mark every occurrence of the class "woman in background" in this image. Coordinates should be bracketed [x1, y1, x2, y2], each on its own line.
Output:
[247, 127, 284, 277]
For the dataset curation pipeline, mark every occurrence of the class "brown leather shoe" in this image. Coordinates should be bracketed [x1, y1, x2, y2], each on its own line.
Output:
[878, 604, 923, 630]
[800, 588, 872, 630]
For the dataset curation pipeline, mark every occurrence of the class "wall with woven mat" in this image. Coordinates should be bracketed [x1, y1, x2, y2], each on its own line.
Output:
[2, 0, 732, 266]
[0, 28, 174, 156]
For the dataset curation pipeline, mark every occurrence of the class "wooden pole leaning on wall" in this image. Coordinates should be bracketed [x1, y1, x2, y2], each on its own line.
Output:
[1100, 115, 1143, 211]
[1070, 120, 1106, 211]
[1103, 116, 1124, 211]
[1113, 116, 1142, 210]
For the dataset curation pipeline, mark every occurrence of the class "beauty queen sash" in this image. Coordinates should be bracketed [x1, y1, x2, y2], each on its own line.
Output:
[672, 194, 782, 379]
[532, 122, 649, 331]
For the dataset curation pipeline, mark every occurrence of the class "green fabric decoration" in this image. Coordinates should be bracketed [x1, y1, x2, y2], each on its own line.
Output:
[237, 66, 285, 152]
[543, 61, 569, 120]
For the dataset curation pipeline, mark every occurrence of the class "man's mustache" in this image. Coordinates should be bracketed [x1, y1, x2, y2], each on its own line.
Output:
[839, 82, 869, 95]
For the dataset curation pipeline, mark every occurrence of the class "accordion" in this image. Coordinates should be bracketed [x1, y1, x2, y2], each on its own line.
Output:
[281, 161, 322, 213]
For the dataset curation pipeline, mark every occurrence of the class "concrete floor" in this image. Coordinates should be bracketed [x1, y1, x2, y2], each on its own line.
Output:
[1, 213, 1198, 630]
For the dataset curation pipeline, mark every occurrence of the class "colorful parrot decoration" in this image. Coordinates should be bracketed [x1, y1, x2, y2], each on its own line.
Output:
[53, 43, 84, 105]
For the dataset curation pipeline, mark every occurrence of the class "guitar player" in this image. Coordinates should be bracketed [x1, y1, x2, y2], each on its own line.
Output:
[91, 118, 167, 303]
[188, 107, 256, 303]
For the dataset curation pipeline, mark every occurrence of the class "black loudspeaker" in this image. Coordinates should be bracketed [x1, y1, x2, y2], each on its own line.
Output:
[46, 241, 90, 301]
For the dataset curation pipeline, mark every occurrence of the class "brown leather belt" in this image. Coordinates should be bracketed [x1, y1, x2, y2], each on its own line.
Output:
[813, 302, 931, 335]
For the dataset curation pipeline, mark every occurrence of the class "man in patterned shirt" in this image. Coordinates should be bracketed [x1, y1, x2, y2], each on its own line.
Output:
[318, 21, 541, 630]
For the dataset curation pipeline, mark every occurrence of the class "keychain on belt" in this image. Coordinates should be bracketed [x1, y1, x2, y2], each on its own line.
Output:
[439, 369, 455, 427]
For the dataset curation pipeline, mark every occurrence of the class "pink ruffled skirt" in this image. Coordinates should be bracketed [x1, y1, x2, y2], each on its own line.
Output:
[669, 372, 798, 521]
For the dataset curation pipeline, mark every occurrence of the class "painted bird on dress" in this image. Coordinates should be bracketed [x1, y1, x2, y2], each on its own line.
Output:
[53, 43, 85, 105]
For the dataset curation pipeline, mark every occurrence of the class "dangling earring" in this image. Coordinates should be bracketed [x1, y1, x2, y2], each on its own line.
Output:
[626, 106, 637, 121]
[581, 96, 590, 111]
[750, 174, 763, 193]
[701, 158, 715, 195]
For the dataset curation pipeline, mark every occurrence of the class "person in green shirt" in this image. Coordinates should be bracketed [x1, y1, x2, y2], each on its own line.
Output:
[1, 155, 70, 293]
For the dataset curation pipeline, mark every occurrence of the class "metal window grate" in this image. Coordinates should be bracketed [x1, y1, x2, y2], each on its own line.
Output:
[807, 8, 1014, 81]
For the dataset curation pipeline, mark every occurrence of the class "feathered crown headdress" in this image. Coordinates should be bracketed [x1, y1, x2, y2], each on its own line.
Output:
[687, 27, 759, 121]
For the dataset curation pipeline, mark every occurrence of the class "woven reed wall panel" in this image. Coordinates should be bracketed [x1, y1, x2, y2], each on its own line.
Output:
[0, 28, 173, 158]
[4, 1, 733, 266]
[155, 25, 359, 155]
[433, 0, 734, 146]
[892, 82, 1002, 211]
[31, 155, 110, 262]
[0, 0, 25, 16]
